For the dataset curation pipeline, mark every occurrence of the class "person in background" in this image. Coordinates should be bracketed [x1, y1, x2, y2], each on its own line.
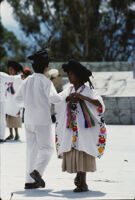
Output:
[15, 50, 62, 189]
[21, 68, 32, 80]
[0, 70, 22, 142]
[47, 69, 63, 123]
[5, 61, 23, 141]
[55, 59, 107, 192]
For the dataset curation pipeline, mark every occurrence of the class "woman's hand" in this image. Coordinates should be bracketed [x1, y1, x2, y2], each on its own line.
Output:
[71, 93, 83, 100]
[66, 93, 79, 103]
[70, 93, 102, 107]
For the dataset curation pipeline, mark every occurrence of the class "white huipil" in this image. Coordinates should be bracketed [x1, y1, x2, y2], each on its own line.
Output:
[0, 72, 21, 140]
[5, 74, 22, 118]
[15, 73, 62, 182]
[55, 84, 107, 159]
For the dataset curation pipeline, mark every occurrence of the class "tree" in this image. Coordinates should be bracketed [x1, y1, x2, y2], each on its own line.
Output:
[0, 22, 7, 61]
[6, 0, 135, 61]
[0, 21, 31, 70]
[99, 0, 135, 61]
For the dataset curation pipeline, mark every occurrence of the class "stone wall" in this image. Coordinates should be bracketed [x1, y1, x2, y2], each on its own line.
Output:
[49, 61, 133, 74]
[21, 61, 133, 74]
[63, 72, 135, 125]
[103, 97, 135, 125]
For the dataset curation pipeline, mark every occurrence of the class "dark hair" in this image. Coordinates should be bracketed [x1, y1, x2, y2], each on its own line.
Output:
[62, 59, 94, 89]
[32, 57, 49, 73]
[28, 50, 50, 73]
[8, 60, 23, 73]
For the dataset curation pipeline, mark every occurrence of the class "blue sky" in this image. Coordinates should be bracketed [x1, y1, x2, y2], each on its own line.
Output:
[1, 1, 25, 40]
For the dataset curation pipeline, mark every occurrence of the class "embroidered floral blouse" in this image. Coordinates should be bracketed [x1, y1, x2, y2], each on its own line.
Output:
[55, 84, 107, 158]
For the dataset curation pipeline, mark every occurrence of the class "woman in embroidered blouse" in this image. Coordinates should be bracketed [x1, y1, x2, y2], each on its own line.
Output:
[55, 59, 107, 192]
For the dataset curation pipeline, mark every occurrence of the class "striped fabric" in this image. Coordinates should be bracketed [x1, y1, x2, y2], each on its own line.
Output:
[66, 100, 95, 129]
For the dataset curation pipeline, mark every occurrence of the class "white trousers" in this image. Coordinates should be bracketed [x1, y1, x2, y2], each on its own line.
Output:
[0, 101, 6, 140]
[25, 124, 54, 183]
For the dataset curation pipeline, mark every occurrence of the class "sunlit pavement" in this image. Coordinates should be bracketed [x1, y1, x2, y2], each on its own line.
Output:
[0, 124, 135, 200]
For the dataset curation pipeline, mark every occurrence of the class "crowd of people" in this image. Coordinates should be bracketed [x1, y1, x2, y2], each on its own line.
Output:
[0, 51, 107, 192]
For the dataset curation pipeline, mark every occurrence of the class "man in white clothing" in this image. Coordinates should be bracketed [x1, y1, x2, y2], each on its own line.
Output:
[15, 50, 62, 189]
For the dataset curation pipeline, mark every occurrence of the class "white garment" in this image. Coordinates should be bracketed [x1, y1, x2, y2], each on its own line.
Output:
[5, 74, 22, 117]
[0, 72, 21, 139]
[15, 73, 62, 182]
[0, 102, 6, 139]
[55, 84, 107, 158]
[0, 72, 7, 139]
[0, 72, 17, 102]
[25, 125, 54, 182]
[15, 73, 62, 126]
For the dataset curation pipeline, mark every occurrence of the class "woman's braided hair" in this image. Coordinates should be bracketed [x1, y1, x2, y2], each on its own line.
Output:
[62, 59, 94, 89]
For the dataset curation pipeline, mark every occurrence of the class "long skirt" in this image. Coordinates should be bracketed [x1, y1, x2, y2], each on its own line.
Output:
[6, 115, 22, 128]
[62, 148, 96, 173]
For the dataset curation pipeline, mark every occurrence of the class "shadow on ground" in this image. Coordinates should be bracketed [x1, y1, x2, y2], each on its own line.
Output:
[14, 189, 106, 199]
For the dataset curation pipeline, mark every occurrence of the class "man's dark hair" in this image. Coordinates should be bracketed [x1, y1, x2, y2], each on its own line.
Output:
[28, 50, 49, 73]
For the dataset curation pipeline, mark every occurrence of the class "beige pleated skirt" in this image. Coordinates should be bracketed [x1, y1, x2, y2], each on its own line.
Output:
[6, 115, 22, 128]
[62, 148, 96, 173]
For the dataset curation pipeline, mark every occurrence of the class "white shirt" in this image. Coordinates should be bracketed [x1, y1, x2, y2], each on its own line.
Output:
[55, 85, 107, 158]
[0, 72, 21, 102]
[5, 74, 22, 117]
[15, 73, 62, 126]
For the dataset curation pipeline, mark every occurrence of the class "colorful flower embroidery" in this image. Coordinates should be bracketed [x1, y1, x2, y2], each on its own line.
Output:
[6, 82, 15, 95]
[100, 127, 106, 134]
[101, 116, 105, 123]
[72, 136, 77, 143]
[99, 137, 106, 144]
[55, 122, 60, 153]
[68, 86, 86, 148]
[55, 136, 58, 143]
[97, 106, 107, 158]
[73, 126, 77, 132]
[98, 147, 104, 154]
[98, 107, 103, 113]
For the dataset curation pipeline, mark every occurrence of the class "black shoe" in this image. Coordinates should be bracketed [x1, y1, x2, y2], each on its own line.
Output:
[14, 135, 20, 140]
[5, 135, 14, 141]
[51, 114, 56, 123]
[30, 170, 45, 188]
[0, 139, 4, 143]
[73, 184, 89, 192]
[24, 182, 40, 189]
